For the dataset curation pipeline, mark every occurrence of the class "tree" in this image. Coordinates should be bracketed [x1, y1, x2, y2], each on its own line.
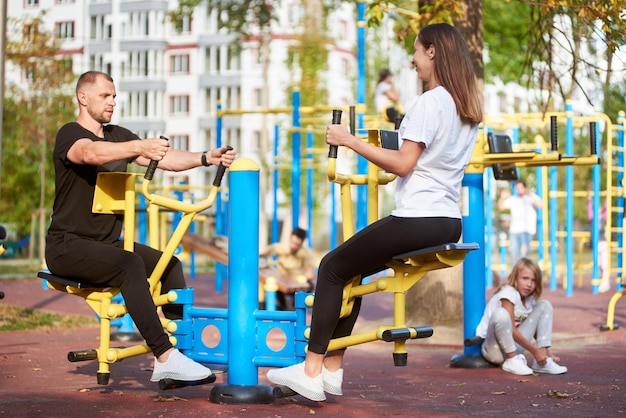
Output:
[0, 12, 75, 245]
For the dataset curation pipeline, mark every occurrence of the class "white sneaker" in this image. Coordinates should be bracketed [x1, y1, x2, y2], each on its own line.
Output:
[501, 354, 533, 376]
[150, 349, 212, 382]
[598, 280, 611, 293]
[267, 362, 326, 401]
[531, 358, 568, 375]
[322, 366, 343, 396]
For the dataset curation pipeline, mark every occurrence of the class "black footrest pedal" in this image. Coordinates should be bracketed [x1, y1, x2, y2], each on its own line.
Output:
[382, 326, 433, 342]
[273, 385, 297, 398]
[158, 374, 216, 390]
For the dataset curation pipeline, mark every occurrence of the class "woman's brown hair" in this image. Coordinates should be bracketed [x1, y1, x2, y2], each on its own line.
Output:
[417, 23, 483, 125]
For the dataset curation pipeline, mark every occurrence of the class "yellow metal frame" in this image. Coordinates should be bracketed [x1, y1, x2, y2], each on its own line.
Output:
[44, 170, 223, 382]
[325, 129, 473, 357]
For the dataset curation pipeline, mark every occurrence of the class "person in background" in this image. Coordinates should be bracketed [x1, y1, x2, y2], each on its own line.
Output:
[587, 189, 610, 292]
[475, 258, 567, 376]
[45, 71, 236, 385]
[260, 227, 316, 310]
[498, 180, 543, 263]
[267, 23, 482, 401]
[374, 68, 404, 124]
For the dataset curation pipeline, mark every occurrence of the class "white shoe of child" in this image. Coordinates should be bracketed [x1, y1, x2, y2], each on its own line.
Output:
[531, 357, 568, 374]
[501, 354, 533, 375]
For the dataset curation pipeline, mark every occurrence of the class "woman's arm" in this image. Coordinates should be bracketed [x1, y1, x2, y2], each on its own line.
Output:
[326, 124, 423, 177]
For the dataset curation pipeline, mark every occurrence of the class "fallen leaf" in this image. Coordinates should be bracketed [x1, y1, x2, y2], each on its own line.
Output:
[531, 403, 540, 407]
[491, 391, 507, 395]
[547, 390, 572, 398]
[78, 388, 90, 393]
[33, 368, 42, 372]
[518, 379, 530, 383]
[153, 396, 188, 402]
[309, 409, 316, 415]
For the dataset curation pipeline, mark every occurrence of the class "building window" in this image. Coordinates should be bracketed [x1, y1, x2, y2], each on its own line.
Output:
[26, 0, 39, 6]
[170, 54, 190, 74]
[55, 21, 75, 39]
[253, 88, 262, 107]
[172, 15, 192, 35]
[170, 95, 190, 115]
[171, 135, 190, 151]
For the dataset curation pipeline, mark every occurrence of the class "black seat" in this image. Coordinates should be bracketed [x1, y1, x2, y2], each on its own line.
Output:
[38, 270, 107, 289]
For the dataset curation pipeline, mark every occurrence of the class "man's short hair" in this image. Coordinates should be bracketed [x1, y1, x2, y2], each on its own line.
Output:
[292, 227, 307, 241]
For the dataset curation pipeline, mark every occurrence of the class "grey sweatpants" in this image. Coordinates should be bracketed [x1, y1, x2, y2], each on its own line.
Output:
[480, 299, 554, 365]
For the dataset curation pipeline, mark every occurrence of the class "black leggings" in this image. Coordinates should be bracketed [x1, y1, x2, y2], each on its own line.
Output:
[307, 216, 462, 354]
[45, 235, 186, 357]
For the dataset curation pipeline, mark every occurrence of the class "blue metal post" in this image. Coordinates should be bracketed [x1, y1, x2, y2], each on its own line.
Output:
[462, 172, 486, 356]
[291, 90, 301, 231]
[617, 112, 625, 291]
[215, 104, 227, 293]
[485, 169, 493, 289]
[306, 130, 313, 246]
[272, 124, 280, 243]
[565, 102, 574, 296]
[210, 158, 273, 404]
[591, 116, 601, 294]
[356, 0, 368, 232]
[549, 165, 558, 290]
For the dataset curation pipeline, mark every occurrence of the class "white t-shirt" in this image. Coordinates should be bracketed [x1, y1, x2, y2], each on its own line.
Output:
[501, 194, 538, 234]
[475, 285, 536, 338]
[391, 86, 478, 219]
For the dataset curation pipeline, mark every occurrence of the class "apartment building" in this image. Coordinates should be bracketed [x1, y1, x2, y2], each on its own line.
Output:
[7, 0, 357, 188]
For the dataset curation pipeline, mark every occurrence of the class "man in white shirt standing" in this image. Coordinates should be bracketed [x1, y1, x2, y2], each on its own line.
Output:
[498, 180, 543, 263]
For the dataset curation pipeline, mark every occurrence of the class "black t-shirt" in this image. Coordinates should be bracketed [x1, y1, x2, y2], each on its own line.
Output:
[47, 122, 140, 243]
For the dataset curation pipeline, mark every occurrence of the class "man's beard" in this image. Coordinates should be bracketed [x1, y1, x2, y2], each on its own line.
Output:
[89, 107, 112, 124]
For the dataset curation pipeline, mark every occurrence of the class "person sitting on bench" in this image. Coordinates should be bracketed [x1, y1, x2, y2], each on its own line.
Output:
[475, 257, 567, 376]
[260, 227, 316, 310]
[267, 23, 483, 401]
[44, 71, 236, 385]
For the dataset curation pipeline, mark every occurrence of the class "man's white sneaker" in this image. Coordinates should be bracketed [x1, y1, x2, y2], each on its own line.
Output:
[150, 349, 213, 382]
[501, 354, 533, 376]
[531, 358, 568, 375]
[322, 366, 343, 396]
[267, 362, 326, 401]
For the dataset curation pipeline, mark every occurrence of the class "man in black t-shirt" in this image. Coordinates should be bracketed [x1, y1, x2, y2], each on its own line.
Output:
[46, 71, 236, 384]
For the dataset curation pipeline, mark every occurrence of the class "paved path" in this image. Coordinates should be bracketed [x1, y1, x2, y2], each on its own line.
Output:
[1, 274, 625, 417]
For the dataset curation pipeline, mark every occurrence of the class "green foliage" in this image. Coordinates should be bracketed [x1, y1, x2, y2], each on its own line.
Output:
[0, 13, 76, 237]
[483, 0, 531, 84]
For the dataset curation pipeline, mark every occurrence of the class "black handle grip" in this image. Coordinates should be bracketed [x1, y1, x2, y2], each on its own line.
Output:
[144, 135, 170, 180]
[550, 116, 558, 152]
[590, 122, 597, 155]
[212, 145, 233, 187]
[328, 109, 343, 158]
[349, 105, 355, 135]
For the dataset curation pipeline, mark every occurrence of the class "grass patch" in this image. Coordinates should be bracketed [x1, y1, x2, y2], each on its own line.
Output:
[0, 305, 98, 331]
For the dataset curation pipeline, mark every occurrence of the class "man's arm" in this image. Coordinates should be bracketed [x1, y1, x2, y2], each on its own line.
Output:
[134, 146, 236, 172]
[67, 137, 168, 166]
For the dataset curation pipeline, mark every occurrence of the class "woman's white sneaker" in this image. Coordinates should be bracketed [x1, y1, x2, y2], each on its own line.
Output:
[267, 362, 326, 401]
[322, 366, 343, 395]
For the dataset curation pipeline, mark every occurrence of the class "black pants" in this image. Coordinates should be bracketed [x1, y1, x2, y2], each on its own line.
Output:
[307, 216, 462, 354]
[46, 235, 185, 357]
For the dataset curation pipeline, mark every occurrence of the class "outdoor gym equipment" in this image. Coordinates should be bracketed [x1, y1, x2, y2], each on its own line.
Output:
[38, 144, 228, 388]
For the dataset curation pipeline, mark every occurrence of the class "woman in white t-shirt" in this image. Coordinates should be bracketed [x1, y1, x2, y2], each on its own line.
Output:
[475, 258, 567, 375]
[268, 23, 483, 401]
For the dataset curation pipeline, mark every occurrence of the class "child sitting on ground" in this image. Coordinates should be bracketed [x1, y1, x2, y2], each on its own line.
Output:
[475, 257, 567, 375]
